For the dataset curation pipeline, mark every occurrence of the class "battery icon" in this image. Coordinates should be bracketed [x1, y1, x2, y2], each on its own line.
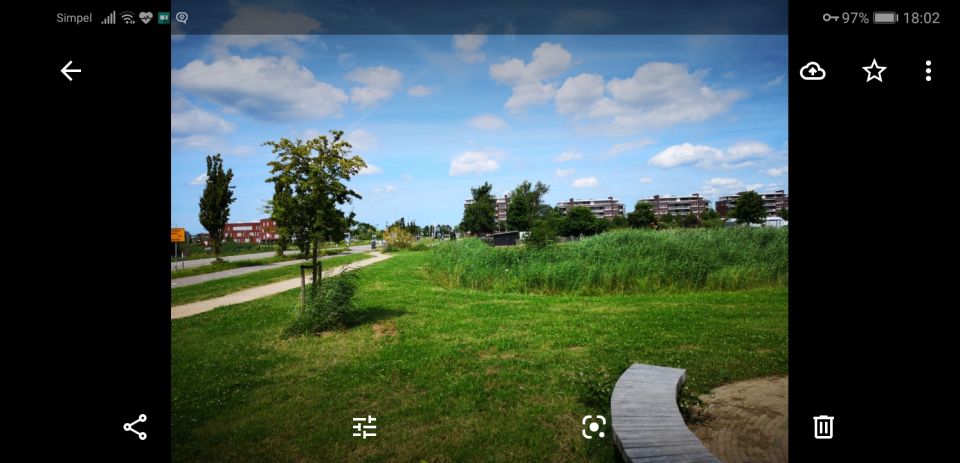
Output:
[873, 11, 898, 24]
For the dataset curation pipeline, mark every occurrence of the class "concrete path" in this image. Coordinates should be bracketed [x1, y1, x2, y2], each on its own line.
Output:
[171, 251, 371, 288]
[170, 245, 370, 271]
[171, 252, 392, 320]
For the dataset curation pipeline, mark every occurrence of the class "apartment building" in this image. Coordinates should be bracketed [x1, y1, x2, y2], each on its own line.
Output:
[638, 194, 709, 218]
[716, 190, 789, 217]
[223, 218, 279, 244]
[464, 194, 511, 225]
[556, 197, 625, 220]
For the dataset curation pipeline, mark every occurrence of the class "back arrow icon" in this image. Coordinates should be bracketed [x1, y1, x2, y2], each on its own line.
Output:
[61, 61, 81, 81]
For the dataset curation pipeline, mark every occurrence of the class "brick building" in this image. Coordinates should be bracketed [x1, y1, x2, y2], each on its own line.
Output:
[716, 190, 789, 217]
[556, 197, 625, 220]
[638, 194, 709, 218]
[223, 218, 279, 244]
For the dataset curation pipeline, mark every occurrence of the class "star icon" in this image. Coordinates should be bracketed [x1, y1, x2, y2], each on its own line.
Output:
[862, 58, 887, 83]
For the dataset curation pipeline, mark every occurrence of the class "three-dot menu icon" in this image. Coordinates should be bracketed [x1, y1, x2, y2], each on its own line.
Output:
[926, 60, 933, 82]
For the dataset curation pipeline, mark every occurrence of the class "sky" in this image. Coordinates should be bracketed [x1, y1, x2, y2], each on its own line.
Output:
[172, 31, 787, 234]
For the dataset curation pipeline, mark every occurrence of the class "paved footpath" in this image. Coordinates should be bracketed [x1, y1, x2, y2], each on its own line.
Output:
[171, 252, 392, 320]
[171, 252, 370, 288]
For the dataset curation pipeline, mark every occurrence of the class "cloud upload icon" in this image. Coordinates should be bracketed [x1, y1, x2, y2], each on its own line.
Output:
[800, 62, 826, 80]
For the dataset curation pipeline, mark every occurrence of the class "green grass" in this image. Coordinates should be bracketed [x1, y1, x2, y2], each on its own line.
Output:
[171, 253, 373, 306]
[427, 228, 788, 295]
[172, 251, 787, 461]
[171, 255, 300, 279]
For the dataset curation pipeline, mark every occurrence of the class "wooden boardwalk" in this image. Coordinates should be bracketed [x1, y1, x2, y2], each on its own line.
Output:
[611, 364, 721, 463]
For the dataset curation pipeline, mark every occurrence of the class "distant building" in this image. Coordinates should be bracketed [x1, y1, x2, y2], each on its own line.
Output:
[492, 231, 520, 246]
[556, 197, 625, 220]
[638, 194, 709, 218]
[716, 190, 789, 218]
[223, 218, 279, 244]
[464, 194, 511, 226]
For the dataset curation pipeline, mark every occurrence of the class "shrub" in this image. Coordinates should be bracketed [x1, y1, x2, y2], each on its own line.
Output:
[385, 226, 414, 251]
[284, 271, 360, 336]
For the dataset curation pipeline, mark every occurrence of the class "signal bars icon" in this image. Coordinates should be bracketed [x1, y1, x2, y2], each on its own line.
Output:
[102, 11, 116, 25]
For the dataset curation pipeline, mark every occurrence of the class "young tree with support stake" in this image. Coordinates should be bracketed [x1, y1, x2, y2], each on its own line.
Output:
[264, 131, 366, 289]
[198, 154, 235, 263]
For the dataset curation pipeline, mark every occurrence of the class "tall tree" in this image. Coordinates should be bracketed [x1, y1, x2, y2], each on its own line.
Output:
[461, 182, 496, 235]
[506, 180, 550, 231]
[265, 131, 366, 286]
[198, 154, 235, 262]
[562, 206, 604, 237]
[627, 201, 657, 229]
[732, 191, 766, 225]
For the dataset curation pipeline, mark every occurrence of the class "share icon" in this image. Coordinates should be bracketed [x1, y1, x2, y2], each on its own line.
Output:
[123, 414, 147, 440]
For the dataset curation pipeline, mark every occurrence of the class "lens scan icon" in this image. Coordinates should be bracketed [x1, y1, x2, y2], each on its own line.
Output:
[581, 415, 606, 439]
[800, 62, 826, 81]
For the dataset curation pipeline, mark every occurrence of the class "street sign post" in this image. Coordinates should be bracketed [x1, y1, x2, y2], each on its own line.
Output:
[172, 228, 186, 270]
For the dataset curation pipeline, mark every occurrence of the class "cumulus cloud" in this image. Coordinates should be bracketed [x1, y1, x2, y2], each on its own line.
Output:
[467, 114, 508, 131]
[556, 168, 575, 178]
[764, 74, 785, 88]
[407, 85, 433, 97]
[640, 177, 653, 184]
[346, 129, 378, 153]
[766, 166, 788, 177]
[358, 164, 382, 175]
[573, 176, 599, 188]
[489, 42, 572, 112]
[556, 62, 746, 134]
[346, 66, 404, 109]
[373, 184, 397, 194]
[189, 174, 208, 186]
[172, 56, 348, 121]
[648, 141, 772, 169]
[449, 150, 502, 176]
[171, 97, 235, 136]
[554, 151, 583, 163]
[700, 178, 767, 197]
[453, 34, 487, 63]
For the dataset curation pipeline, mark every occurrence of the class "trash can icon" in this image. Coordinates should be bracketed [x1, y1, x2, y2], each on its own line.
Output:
[814, 415, 834, 439]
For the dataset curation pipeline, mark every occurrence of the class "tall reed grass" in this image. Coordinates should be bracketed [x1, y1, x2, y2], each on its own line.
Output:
[425, 228, 787, 294]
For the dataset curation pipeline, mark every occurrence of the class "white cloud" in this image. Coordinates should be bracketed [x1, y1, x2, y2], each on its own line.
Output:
[467, 114, 508, 131]
[449, 150, 502, 176]
[554, 151, 583, 163]
[373, 184, 397, 194]
[453, 34, 487, 63]
[556, 62, 746, 134]
[346, 129, 378, 153]
[346, 66, 404, 109]
[640, 177, 653, 184]
[489, 42, 572, 112]
[605, 139, 656, 156]
[766, 166, 788, 177]
[402, 174, 413, 181]
[407, 85, 433, 97]
[556, 168, 575, 178]
[700, 178, 768, 197]
[764, 74, 785, 88]
[649, 142, 772, 169]
[171, 97, 235, 136]
[358, 164, 382, 175]
[171, 56, 348, 121]
[337, 53, 354, 64]
[189, 174, 208, 186]
[573, 176, 599, 188]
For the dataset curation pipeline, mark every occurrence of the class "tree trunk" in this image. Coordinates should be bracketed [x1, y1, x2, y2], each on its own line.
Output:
[311, 239, 321, 286]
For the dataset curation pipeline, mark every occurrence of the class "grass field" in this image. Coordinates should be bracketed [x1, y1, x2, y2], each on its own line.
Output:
[172, 251, 787, 461]
[428, 228, 787, 294]
[171, 253, 373, 306]
[171, 255, 300, 279]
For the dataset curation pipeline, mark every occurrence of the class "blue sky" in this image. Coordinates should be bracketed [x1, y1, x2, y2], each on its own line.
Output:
[172, 33, 787, 234]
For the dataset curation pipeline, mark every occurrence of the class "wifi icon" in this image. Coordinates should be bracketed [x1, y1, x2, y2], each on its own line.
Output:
[120, 11, 136, 24]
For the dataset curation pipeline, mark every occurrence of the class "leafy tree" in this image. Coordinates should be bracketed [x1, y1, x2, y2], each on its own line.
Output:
[506, 180, 550, 231]
[265, 131, 366, 287]
[627, 201, 657, 229]
[562, 206, 604, 237]
[779, 208, 789, 221]
[198, 154, 236, 262]
[681, 213, 701, 228]
[350, 222, 378, 241]
[461, 182, 496, 235]
[732, 191, 766, 225]
[700, 209, 724, 228]
[610, 215, 629, 229]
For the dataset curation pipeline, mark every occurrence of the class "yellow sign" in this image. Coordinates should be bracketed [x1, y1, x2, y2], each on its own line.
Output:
[171, 228, 186, 243]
